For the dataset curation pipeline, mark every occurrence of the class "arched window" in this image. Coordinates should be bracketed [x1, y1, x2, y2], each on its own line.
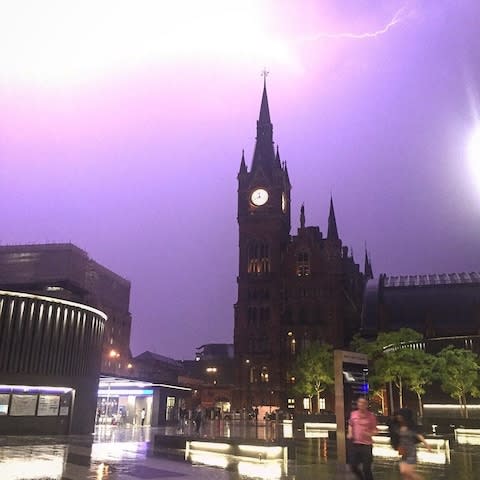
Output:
[259, 307, 270, 323]
[248, 241, 270, 274]
[247, 307, 257, 327]
[283, 307, 292, 324]
[296, 250, 310, 276]
[288, 335, 296, 355]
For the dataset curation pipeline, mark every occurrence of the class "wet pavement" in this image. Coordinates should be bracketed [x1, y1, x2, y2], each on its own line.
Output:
[1, 425, 480, 479]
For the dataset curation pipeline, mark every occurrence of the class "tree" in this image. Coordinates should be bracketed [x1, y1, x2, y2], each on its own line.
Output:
[378, 347, 435, 415]
[375, 328, 423, 352]
[403, 350, 436, 417]
[375, 329, 424, 411]
[351, 329, 430, 414]
[435, 346, 480, 418]
[376, 350, 409, 409]
[292, 342, 334, 413]
[350, 334, 388, 414]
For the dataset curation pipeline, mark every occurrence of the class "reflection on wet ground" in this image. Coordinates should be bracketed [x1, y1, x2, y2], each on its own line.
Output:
[1, 425, 480, 479]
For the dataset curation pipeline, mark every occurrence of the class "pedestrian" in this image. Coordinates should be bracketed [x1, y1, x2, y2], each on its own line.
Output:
[178, 407, 186, 433]
[140, 408, 146, 426]
[194, 406, 202, 434]
[347, 396, 378, 480]
[95, 407, 101, 425]
[390, 408, 431, 480]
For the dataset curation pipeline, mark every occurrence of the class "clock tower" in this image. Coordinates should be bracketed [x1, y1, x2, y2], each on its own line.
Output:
[233, 81, 365, 414]
[234, 80, 291, 409]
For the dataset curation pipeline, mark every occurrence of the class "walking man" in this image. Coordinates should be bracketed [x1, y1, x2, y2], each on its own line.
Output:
[194, 406, 202, 434]
[347, 396, 377, 480]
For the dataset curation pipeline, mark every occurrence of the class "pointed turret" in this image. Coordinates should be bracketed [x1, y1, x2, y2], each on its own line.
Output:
[284, 161, 291, 188]
[327, 196, 339, 240]
[251, 79, 276, 173]
[300, 203, 305, 229]
[238, 149, 247, 175]
[275, 145, 281, 168]
[364, 249, 374, 280]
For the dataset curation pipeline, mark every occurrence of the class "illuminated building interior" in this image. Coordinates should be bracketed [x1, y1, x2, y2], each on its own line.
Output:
[97, 376, 190, 427]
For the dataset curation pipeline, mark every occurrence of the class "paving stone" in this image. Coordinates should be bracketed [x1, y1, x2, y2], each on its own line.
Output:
[0, 426, 479, 479]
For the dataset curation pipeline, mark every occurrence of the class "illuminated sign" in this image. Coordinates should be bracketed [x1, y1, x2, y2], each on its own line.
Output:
[97, 389, 153, 396]
[0, 385, 72, 394]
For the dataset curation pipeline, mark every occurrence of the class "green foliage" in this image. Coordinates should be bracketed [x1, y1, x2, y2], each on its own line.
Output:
[351, 329, 431, 413]
[375, 328, 423, 351]
[350, 334, 372, 355]
[435, 346, 480, 418]
[292, 342, 334, 413]
[351, 330, 480, 417]
[403, 349, 436, 416]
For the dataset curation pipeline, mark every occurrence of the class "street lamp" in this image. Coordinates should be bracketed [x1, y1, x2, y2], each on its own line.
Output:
[206, 367, 217, 386]
[109, 349, 120, 358]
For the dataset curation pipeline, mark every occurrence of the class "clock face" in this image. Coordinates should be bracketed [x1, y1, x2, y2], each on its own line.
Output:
[281, 193, 287, 212]
[251, 188, 269, 206]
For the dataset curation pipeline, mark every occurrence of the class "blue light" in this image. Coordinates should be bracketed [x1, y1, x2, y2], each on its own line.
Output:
[97, 389, 153, 396]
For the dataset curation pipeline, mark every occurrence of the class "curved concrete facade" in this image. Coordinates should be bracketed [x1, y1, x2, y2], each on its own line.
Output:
[0, 290, 106, 434]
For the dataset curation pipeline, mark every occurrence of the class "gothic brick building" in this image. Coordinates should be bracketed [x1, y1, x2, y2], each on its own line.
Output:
[233, 82, 369, 412]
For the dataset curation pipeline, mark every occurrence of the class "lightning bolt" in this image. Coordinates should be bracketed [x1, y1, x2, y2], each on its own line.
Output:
[300, 7, 408, 43]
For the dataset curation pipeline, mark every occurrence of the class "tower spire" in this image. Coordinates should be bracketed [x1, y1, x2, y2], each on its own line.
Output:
[259, 69, 271, 125]
[364, 248, 374, 280]
[300, 203, 305, 229]
[251, 72, 276, 173]
[327, 196, 339, 240]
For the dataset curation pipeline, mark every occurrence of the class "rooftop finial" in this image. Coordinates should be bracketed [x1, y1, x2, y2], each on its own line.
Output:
[261, 68, 269, 87]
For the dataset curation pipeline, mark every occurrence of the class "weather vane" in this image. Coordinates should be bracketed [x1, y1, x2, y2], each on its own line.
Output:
[261, 68, 269, 80]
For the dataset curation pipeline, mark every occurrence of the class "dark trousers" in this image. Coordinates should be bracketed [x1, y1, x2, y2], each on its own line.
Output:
[349, 443, 374, 480]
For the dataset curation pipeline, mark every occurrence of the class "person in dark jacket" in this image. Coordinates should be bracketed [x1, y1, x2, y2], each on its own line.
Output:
[194, 406, 202, 434]
[391, 408, 431, 480]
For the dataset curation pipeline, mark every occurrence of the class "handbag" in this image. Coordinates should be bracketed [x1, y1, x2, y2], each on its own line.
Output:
[397, 446, 407, 458]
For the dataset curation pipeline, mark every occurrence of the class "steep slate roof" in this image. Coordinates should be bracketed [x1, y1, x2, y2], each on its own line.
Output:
[134, 351, 182, 368]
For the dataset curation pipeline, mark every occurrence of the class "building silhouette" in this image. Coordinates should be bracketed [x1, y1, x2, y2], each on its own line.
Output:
[181, 344, 235, 415]
[234, 82, 367, 411]
[0, 243, 132, 375]
[363, 272, 480, 338]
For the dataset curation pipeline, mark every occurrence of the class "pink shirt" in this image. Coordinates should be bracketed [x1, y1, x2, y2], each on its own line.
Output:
[348, 410, 377, 445]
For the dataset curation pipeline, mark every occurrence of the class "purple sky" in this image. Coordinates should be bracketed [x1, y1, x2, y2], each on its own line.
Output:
[1, 1, 479, 359]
